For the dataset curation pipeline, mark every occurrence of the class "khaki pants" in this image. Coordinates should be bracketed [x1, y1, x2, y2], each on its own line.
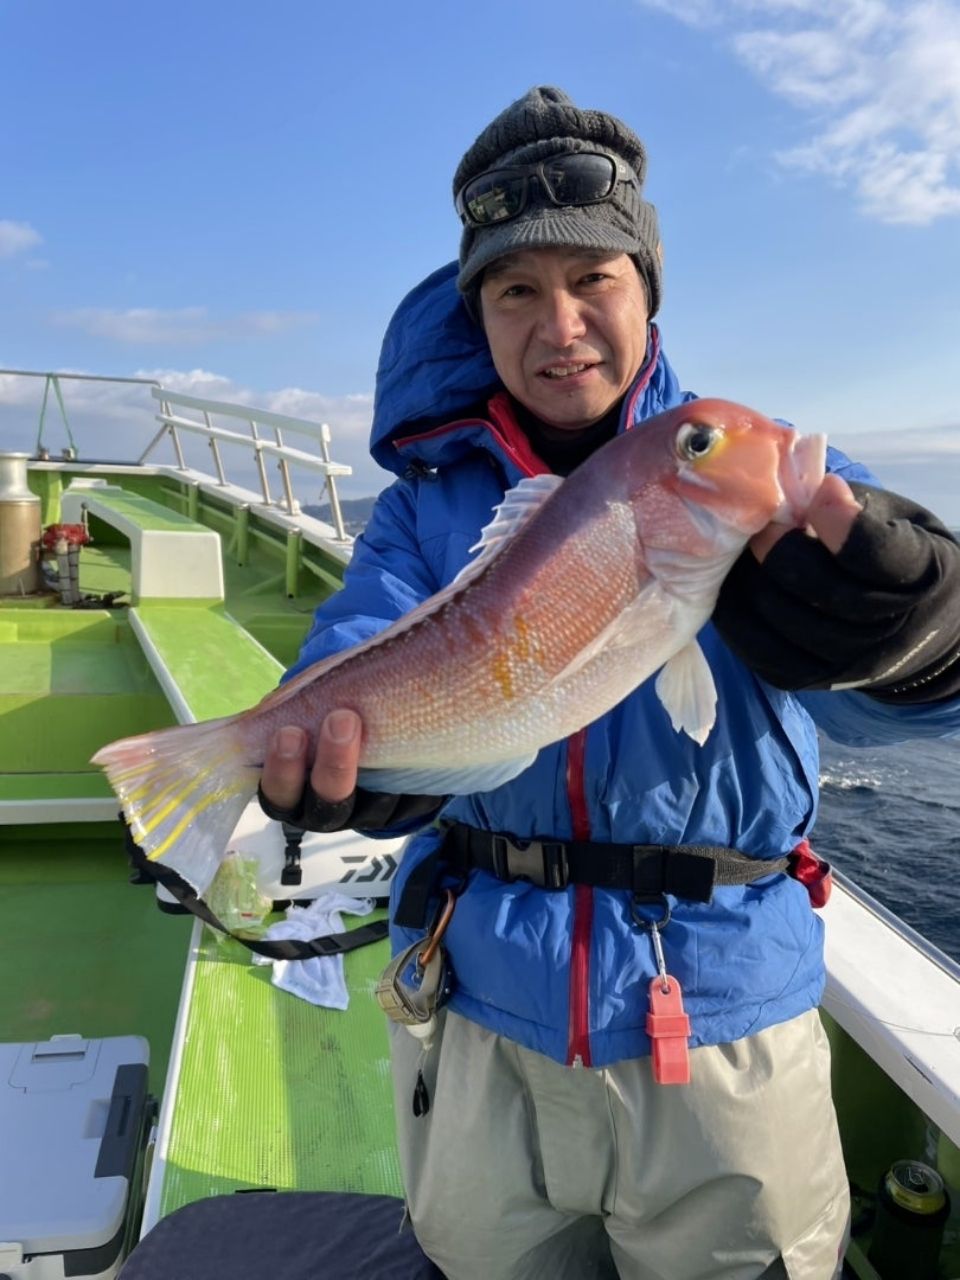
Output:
[390, 1009, 849, 1280]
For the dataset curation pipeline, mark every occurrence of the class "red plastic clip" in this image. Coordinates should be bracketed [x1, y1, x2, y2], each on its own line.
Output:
[789, 838, 833, 909]
[646, 975, 691, 1085]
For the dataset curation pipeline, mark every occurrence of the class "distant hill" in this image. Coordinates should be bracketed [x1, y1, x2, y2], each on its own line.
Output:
[305, 496, 378, 537]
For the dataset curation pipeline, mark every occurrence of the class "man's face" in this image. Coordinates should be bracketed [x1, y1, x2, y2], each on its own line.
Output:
[478, 249, 649, 431]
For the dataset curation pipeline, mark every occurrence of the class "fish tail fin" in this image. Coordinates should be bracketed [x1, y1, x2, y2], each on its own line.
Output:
[91, 716, 258, 892]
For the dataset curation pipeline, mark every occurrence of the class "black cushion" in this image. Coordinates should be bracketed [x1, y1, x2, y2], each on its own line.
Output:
[120, 1191, 444, 1279]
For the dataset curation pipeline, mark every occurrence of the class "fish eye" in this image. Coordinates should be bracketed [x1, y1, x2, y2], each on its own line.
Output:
[676, 422, 721, 462]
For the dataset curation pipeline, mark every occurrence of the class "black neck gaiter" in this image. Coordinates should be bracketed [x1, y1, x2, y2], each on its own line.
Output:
[511, 395, 626, 477]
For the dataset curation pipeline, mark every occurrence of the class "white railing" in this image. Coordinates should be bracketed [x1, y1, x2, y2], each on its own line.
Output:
[0, 371, 353, 542]
[142, 388, 351, 540]
[0, 369, 162, 460]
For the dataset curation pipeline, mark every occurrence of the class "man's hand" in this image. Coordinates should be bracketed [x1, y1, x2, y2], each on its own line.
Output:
[260, 710, 361, 827]
[748, 473, 862, 563]
[713, 478, 960, 703]
[258, 708, 445, 833]
[259, 709, 364, 831]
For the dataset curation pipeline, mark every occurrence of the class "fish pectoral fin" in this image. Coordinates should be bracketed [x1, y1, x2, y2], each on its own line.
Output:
[654, 641, 718, 746]
[358, 752, 538, 797]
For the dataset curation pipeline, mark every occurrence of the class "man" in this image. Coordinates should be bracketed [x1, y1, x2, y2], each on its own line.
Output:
[259, 87, 960, 1278]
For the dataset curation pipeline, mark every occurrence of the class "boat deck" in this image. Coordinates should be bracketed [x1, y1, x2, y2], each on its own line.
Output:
[152, 921, 401, 1220]
[0, 604, 176, 810]
[0, 826, 192, 1094]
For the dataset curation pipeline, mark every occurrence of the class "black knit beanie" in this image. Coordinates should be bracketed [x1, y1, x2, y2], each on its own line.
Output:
[454, 86, 662, 315]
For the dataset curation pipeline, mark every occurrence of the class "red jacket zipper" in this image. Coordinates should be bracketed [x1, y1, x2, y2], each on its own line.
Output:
[394, 392, 550, 480]
[566, 728, 593, 1067]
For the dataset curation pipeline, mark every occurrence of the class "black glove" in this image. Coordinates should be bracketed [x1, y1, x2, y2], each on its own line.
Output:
[713, 483, 960, 704]
[257, 781, 443, 833]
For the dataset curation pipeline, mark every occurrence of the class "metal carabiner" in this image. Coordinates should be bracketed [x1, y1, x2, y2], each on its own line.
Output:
[631, 893, 672, 995]
[418, 888, 457, 970]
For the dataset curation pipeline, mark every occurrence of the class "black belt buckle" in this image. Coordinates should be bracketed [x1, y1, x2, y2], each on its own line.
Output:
[631, 845, 670, 902]
[631, 845, 716, 904]
[491, 836, 569, 889]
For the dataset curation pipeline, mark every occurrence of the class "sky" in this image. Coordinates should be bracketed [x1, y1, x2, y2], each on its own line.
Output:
[1, 0, 959, 521]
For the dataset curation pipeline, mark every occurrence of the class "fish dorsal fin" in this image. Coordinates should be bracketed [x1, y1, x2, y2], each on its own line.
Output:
[452, 474, 564, 585]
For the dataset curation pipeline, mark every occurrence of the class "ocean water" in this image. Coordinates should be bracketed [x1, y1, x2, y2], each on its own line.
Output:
[815, 733, 960, 964]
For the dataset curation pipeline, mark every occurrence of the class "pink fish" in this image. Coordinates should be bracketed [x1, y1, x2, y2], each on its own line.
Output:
[93, 398, 826, 890]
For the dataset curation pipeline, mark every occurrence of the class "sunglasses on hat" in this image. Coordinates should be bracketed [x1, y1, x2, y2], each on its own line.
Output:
[455, 151, 638, 228]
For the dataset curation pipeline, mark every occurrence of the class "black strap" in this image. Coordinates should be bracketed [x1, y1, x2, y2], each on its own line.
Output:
[438, 822, 789, 903]
[121, 817, 389, 959]
[392, 845, 446, 930]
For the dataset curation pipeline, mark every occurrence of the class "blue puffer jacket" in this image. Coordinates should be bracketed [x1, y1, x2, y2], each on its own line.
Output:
[289, 262, 960, 1068]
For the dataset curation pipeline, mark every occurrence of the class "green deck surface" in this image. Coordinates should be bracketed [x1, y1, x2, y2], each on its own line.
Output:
[219, 551, 321, 672]
[1, 634, 153, 695]
[159, 920, 402, 1212]
[85, 488, 210, 533]
[134, 604, 283, 718]
[0, 827, 192, 1093]
[0, 772, 114, 800]
[0, 606, 175, 777]
[75, 543, 133, 597]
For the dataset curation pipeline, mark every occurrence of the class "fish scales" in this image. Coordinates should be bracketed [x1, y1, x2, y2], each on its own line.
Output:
[240, 481, 643, 768]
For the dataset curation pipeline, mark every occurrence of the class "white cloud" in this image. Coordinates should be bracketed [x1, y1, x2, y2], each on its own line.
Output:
[51, 307, 321, 344]
[0, 220, 43, 257]
[0, 366, 385, 500]
[636, 0, 960, 223]
[835, 420, 960, 458]
[830, 420, 960, 524]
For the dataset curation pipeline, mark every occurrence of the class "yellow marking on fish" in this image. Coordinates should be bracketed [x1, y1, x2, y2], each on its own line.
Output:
[490, 615, 542, 700]
[146, 778, 250, 862]
[513, 615, 531, 662]
[132, 768, 215, 837]
[136, 770, 210, 821]
[129, 747, 234, 817]
[123, 766, 183, 806]
[691, 427, 730, 469]
[125, 767, 202, 816]
[117, 767, 189, 801]
[106, 743, 233, 798]
[513, 615, 548, 669]
[491, 648, 515, 701]
[109, 762, 158, 788]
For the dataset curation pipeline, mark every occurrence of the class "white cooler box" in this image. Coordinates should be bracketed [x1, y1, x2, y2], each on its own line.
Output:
[0, 1035, 152, 1280]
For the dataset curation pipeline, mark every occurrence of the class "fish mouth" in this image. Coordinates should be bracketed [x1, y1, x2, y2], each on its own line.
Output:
[775, 432, 827, 525]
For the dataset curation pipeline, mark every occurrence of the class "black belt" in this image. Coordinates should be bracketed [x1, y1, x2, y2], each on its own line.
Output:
[440, 822, 789, 903]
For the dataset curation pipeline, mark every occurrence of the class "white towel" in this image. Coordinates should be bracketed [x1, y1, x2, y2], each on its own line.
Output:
[253, 893, 375, 1009]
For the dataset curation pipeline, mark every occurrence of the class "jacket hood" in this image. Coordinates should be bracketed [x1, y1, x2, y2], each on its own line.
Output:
[372, 262, 498, 476]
